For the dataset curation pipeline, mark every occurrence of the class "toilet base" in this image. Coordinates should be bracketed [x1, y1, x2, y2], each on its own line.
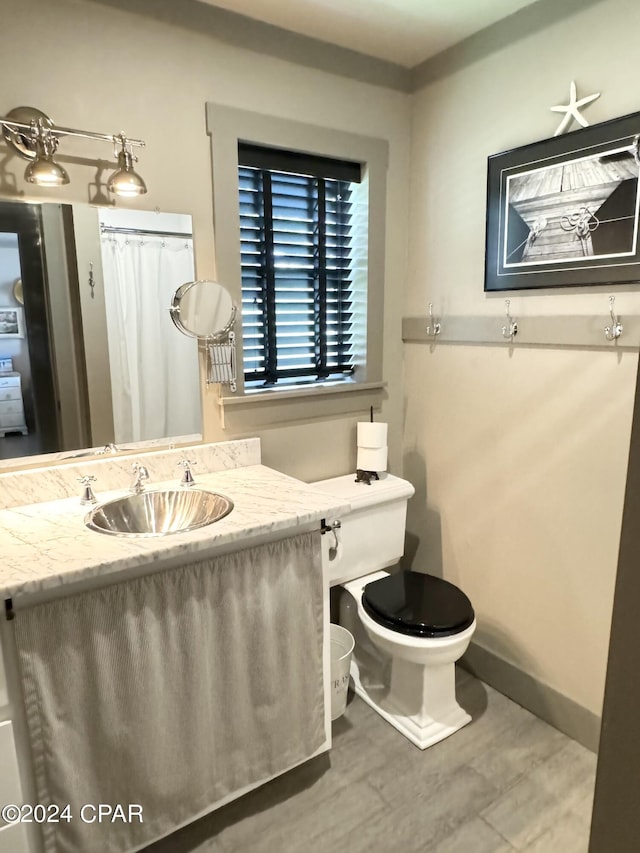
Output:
[349, 656, 471, 750]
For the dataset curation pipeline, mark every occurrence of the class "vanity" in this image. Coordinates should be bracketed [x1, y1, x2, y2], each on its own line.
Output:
[0, 438, 350, 853]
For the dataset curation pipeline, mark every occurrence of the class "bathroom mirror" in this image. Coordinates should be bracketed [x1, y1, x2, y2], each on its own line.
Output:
[0, 200, 202, 467]
[170, 279, 236, 340]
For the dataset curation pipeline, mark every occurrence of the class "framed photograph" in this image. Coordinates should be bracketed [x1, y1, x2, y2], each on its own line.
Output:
[485, 110, 640, 291]
[0, 307, 24, 338]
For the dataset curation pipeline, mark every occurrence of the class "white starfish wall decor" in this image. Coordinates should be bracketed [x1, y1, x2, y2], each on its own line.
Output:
[550, 81, 600, 136]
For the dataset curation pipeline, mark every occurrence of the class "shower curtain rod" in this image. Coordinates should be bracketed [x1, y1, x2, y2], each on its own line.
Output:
[100, 225, 193, 240]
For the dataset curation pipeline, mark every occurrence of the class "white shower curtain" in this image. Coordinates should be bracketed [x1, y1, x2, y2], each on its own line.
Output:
[100, 235, 200, 444]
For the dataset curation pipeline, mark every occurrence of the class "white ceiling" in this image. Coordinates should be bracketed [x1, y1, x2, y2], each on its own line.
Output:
[196, 0, 542, 68]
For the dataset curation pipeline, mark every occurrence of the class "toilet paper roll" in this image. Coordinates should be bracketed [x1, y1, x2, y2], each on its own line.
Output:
[357, 422, 388, 449]
[357, 445, 388, 472]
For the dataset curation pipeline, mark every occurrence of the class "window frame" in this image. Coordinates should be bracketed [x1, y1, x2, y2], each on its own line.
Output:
[206, 104, 388, 421]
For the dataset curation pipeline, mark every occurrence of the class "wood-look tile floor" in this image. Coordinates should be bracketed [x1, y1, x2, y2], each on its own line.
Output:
[146, 669, 597, 853]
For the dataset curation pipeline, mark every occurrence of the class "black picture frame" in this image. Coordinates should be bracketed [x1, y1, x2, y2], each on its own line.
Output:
[484, 110, 640, 292]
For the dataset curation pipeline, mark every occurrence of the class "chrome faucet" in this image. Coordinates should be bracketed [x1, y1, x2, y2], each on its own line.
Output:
[78, 475, 97, 505]
[130, 461, 150, 494]
[178, 458, 197, 488]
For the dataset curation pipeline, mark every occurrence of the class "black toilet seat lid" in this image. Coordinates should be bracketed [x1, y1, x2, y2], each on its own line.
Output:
[362, 571, 475, 638]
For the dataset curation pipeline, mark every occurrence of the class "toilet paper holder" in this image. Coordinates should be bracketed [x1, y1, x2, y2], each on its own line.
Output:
[355, 469, 379, 485]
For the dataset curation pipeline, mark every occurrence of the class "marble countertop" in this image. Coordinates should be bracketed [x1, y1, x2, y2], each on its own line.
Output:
[0, 465, 351, 602]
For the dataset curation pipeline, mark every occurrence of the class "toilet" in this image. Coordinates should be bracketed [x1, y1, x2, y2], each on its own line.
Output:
[312, 473, 476, 750]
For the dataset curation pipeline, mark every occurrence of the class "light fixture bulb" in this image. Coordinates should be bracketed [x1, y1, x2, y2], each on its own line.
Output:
[24, 132, 69, 187]
[24, 156, 69, 187]
[107, 148, 147, 198]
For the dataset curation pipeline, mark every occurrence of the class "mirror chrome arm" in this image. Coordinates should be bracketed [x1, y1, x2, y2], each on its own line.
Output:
[170, 279, 238, 393]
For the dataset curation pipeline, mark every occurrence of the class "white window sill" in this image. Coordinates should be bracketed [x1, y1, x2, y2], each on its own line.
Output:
[217, 381, 386, 428]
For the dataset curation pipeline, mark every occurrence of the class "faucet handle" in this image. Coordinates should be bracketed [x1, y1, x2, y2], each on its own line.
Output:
[77, 475, 97, 506]
[178, 457, 197, 487]
[130, 461, 150, 493]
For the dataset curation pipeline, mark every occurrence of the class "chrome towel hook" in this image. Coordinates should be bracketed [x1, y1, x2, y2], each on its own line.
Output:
[604, 295, 623, 341]
[426, 302, 441, 337]
[501, 299, 518, 341]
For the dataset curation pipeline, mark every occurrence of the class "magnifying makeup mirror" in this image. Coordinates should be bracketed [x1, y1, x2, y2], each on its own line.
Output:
[170, 279, 237, 391]
[170, 279, 237, 340]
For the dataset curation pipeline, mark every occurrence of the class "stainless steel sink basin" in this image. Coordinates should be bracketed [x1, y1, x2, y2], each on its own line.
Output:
[85, 488, 233, 537]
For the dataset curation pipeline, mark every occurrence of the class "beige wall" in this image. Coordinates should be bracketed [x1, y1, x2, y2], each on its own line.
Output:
[406, 0, 640, 716]
[0, 0, 410, 481]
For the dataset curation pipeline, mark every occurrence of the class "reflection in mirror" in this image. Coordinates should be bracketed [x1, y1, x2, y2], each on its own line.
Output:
[0, 202, 202, 465]
[99, 209, 200, 445]
[170, 279, 236, 339]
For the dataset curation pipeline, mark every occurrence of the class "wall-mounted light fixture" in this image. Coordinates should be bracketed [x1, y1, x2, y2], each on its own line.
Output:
[0, 106, 147, 197]
[107, 134, 147, 198]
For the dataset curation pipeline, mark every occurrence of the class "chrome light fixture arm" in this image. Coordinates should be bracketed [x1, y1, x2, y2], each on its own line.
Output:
[0, 109, 145, 154]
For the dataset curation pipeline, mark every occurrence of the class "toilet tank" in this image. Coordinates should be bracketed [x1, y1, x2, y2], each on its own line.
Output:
[311, 473, 415, 586]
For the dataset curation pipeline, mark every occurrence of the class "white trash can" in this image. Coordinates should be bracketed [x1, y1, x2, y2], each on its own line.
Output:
[330, 623, 355, 720]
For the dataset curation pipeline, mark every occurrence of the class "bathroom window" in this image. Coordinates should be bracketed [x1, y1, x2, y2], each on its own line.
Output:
[206, 104, 388, 423]
[238, 144, 361, 388]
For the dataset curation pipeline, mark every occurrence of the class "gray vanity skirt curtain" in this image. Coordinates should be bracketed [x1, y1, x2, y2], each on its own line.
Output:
[14, 531, 325, 853]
